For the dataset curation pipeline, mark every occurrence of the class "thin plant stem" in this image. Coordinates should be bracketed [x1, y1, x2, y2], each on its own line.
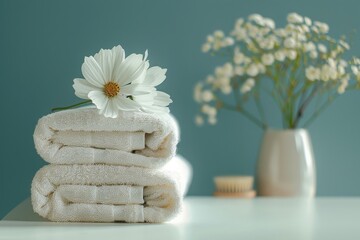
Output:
[230, 77, 266, 129]
[52, 100, 92, 112]
[221, 101, 266, 129]
[293, 84, 320, 128]
[303, 95, 338, 127]
[254, 82, 267, 127]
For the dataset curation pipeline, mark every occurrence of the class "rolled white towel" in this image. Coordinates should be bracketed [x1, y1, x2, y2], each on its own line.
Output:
[34, 107, 179, 168]
[31, 155, 191, 223]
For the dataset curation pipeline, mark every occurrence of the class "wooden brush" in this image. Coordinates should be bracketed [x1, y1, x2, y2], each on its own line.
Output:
[213, 176, 256, 198]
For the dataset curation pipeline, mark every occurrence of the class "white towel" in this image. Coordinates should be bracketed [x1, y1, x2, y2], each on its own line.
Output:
[31, 155, 191, 223]
[34, 107, 179, 168]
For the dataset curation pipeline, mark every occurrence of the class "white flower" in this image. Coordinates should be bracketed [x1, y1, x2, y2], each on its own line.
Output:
[202, 90, 214, 102]
[234, 66, 245, 76]
[240, 78, 255, 93]
[232, 28, 247, 40]
[221, 85, 232, 94]
[309, 50, 318, 59]
[338, 76, 349, 94]
[328, 58, 336, 68]
[249, 14, 265, 26]
[261, 53, 274, 66]
[194, 83, 203, 103]
[259, 38, 276, 50]
[314, 21, 329, 34]
[246, 63, 259, 77]
[132, 64, 172, 113]
[201, 104, 218, 125]
[303, 42, 316, 52]
[287, 13, 303, 24]
[214, 30, 224, 38]
[351, 66, 359, 75]
[286, 50, 297, 60]
[339, 40, 350, 50]
[311, 26, 319, 33]
[301, 25, 310, 33]
[218, 77, 230, 86]
[304, 17, 312, 26]
[235, 18, 244, 27]
[320, 64, 337, 81]
[284, 37, 296, 48]
[195, 115, 204, 126]
[305, 66, 320, 81]
[328, 67, 338, 80]
[297, 33, 307, 42]
[354, 57, 360, 65]
[73, 45, 164, 118]
[320, 66, 330, 81]
[133, 90, 172, 113]
[256, 63, 266, 74]
[339, 59, 348, 67]
[223, 37, 235, 46]
[275, 28, 287, 37]
[206, 75, 215, 84]
[208, 116, 217, 125]
[233, 47, 245, 64]
[247, 24, 259, 38]
[274, 50, 286, 61]
[223, 63, 234, 76]
[338, 66, 345, 76]
[202, 43, 211, 53]
[263, 18, 275, 29]
[207, 35, 214, 43]
[318, 44, 327, 53]
[202, 104, 217, 116]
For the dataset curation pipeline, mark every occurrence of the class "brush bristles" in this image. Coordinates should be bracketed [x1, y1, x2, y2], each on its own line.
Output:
[214, 176, 254, 193]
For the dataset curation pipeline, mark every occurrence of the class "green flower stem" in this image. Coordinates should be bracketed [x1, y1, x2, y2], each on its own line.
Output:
[230, 76, 267, 129]
[52, 100, 92, 112]
[241, 107, 267, 130]
[221, 101, 266, 130]
[255, 88, 267, 126]
[293, 84, 320, 128]
[303, 95, 338, 127]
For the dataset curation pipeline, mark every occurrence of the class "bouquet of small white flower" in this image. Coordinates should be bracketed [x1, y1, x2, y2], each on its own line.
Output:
[195, 13, 360, 129]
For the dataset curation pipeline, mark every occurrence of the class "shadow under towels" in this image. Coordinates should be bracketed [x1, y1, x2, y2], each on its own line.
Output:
[34, 107, 179, 168]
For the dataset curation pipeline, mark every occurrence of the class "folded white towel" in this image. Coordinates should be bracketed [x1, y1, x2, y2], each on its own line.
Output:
[31, 155, 191, 223]
[34, 107, 179, 168]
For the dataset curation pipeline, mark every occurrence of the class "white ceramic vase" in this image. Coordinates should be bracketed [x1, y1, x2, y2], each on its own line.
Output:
[256, 128, 316, 197]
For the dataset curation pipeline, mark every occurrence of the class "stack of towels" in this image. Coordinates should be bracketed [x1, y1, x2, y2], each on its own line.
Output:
[31, 107, 190, 223]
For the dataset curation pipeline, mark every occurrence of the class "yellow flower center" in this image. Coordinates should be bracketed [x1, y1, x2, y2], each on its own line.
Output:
[103, 82, 120, 98]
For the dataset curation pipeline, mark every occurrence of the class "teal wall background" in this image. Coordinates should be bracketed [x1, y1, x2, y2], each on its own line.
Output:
[1, 0, 360, 218]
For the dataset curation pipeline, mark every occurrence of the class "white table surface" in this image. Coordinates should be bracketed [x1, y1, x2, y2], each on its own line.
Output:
[1, 197, 359, 240]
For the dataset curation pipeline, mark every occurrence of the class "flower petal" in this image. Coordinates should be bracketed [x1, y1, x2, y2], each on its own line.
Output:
[144, 67, 167, 86]
[132, 60, 149, 84]
[121, 83, 156, 95]
[114, 96, 140, 111]
[88, 90, 108, 110]
[100, 99, 118, 118]
[81, 56, 106, 87]
[142, 105, 170, 113]
[98, 49, 113, 81]
[154, 91, 173, 106]
[73, 78, 99, 99]
[132, 93, 156, 106]
[112, 45, 125, 80]
[93, 46, 125, 81]
[144, 50, 148, 61]
[114, 54, 146, 86]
